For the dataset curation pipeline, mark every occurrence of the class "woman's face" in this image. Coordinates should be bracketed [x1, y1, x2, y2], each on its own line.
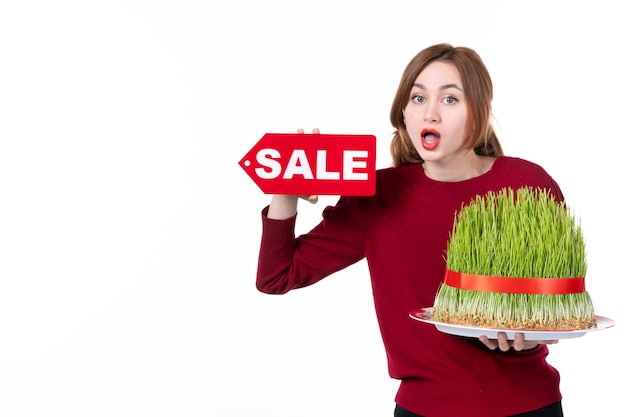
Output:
[403, 61, 469, 165]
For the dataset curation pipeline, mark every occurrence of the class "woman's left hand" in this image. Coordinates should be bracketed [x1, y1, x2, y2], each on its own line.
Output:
[479, 332, 558, 352]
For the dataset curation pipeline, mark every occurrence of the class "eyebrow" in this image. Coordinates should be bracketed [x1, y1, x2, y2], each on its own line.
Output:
[413, 82, 463, 92]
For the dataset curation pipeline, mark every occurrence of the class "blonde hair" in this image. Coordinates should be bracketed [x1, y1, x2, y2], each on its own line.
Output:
[389, 43, 503, 167]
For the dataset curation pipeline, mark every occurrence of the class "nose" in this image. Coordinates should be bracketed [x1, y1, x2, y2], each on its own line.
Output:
[424, 104, 440, 123]
[424, 112, 440, 123]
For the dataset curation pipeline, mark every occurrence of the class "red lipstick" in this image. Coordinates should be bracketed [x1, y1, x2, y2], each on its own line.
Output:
[420, 128, 441, 151]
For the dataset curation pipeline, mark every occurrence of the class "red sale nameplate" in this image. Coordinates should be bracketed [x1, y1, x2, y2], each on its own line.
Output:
[239, 133, 376, 196]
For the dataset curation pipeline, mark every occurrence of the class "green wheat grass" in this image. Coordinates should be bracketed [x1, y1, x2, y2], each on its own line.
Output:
[432, 187, 596, 330]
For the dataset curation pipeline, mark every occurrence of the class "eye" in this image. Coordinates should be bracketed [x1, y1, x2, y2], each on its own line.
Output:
[411, 95, 425, 103]
[443, 96, 458, 104]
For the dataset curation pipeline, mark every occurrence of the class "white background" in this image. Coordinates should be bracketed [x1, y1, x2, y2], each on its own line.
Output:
[0, 1, 623, 416]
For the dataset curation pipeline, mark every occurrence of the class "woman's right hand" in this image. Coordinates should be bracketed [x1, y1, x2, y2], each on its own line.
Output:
[266, 128, 320, 220]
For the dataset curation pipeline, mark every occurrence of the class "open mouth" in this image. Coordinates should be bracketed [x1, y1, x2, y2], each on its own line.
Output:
[420, 129, 441, 151]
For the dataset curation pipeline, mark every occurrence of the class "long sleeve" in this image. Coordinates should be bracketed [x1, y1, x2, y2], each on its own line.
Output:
[256, 196, 369, 294]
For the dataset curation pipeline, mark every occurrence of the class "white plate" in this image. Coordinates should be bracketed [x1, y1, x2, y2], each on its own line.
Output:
[409, 307, 615, 340]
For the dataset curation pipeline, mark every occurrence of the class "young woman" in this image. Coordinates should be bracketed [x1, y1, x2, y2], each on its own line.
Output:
[256, 43, 564, 417]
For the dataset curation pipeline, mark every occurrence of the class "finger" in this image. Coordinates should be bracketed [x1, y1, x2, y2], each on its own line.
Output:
[537, 340, 559, 346]
[296, 195, 319, 203]
[299, 195, 318, 204]
[497, 332, 511, 352]
[513, 333, 525, 351]
[296, 129, 320, 134]
[479, 335, 497, 350]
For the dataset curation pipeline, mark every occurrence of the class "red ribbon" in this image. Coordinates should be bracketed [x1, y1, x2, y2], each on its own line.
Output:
[444, 269, 585, 294]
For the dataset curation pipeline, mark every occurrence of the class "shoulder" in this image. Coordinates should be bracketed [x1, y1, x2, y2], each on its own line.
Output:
[493, 156, 557, 179]
[492, 156, 564, 200]
[494, 155, 548, 172]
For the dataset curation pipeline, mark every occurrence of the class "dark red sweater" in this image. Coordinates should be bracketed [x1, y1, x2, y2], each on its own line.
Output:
[257, 156, 563, 417]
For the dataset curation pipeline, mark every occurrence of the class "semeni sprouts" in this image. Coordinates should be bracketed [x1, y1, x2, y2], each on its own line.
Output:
[432, 187, 596, 330]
